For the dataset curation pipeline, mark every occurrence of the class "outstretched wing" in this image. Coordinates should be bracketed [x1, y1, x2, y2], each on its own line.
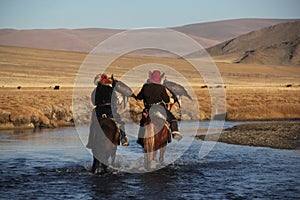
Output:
[112, 75, 134, 108]
[112, 75, 134, 97]
[165, 87, 180, 107]
[163, 79, 192, 100]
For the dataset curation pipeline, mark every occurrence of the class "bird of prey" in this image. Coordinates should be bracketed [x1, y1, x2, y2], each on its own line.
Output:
[111, 75, 134, 109]
[163, 78, 192, 105]
[112, 75, 133, 97]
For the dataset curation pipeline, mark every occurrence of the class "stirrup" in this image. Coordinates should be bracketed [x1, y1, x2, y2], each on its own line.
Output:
[172, 131, 182, 141]
[121, 137, 129, 146]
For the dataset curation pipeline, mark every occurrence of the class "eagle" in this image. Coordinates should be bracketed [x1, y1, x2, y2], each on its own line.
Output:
[112, 75, 133, 97]
[111, 75, 134, 110]
[163, 78, 192, 106]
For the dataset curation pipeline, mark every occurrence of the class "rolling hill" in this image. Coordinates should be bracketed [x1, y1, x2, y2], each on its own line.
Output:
[0, 18, 296, 52]
[207, 21, 300, 66]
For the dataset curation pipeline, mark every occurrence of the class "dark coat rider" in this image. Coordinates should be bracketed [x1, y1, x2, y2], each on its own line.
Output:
[134, 70, 182, 147]
[87, 73, 129, 148]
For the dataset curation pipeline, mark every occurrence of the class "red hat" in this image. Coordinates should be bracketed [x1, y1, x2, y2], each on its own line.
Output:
[94, 73, 112, 85]
[149, 70, 164, 84]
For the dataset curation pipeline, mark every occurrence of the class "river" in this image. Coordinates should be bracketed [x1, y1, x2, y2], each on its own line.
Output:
[1, 121, 299, 199]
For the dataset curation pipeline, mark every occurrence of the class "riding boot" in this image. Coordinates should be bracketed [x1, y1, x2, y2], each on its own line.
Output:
[136, 127, 145, 148]
[120, 124, 129, 146]
[170, 120, 182, 141]
[91, 156, 99, 174]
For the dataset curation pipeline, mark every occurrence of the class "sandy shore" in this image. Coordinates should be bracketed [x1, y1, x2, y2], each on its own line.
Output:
[196, 122, 300, 150]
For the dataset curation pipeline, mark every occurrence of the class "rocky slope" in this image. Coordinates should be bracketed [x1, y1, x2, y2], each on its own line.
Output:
[207, 21, 300, 66]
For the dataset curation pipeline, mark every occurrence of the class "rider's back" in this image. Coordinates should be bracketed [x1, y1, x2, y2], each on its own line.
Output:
[136, 83, 169, 107]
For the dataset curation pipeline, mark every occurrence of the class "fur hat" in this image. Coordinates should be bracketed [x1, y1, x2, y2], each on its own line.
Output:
[149, 70, 164, 84]
[94, 73, 112, 85]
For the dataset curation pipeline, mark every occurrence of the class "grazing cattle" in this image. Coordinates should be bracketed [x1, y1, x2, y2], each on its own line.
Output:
[54, 85, 60, 90]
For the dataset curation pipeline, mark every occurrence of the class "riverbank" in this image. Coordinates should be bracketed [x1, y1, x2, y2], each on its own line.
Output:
[0, 45, 299, 129]
[196, 121, 300, 150]
[1, 85, 300, 130]
[0, 87, 74, 130]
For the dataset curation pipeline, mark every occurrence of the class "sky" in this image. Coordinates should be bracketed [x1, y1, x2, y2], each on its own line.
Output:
[0, 0, 299, 29]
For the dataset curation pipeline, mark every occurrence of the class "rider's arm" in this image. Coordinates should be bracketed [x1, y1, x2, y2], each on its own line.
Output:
[161, 86, 170, 104]
[91, 88, 96, 106]
[135, 85, 145, 100]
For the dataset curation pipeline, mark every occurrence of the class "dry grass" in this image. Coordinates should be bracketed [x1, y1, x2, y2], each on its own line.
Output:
[0, 45, 85, 87]
[0, 87, 73, 129]
[0, 45, 299, 129]
[225, 87, 300, 120]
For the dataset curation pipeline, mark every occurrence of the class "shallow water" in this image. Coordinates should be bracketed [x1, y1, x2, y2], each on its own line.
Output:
[1, 121, 300, 199]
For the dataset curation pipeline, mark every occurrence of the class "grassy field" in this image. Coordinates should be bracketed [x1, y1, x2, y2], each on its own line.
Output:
[0, 45, 299, 129]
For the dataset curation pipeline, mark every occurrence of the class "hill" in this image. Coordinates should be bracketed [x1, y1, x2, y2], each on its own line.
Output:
[173, 18, 295, 47]
[207, 21, 300, 66]
[0, 28, 123, 52]
[0, 19, 295, 52]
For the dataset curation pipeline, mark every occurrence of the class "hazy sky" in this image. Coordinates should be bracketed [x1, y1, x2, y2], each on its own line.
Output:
[0, 0, 299, 29]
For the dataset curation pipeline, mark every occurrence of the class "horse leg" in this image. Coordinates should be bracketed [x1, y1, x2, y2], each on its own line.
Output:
[91, 157, 108, 174]
[158, 124, 169, 164]
[144, 144, 152, 170]
[144, 123, 155, 170]
[91, 156, 100, 174]
[159, 146, 166, 163]
[152, 151, 157, 162]
[110, 147, 117, 167]
[144, 138, 155, 170]
[100, 163, 108, 174]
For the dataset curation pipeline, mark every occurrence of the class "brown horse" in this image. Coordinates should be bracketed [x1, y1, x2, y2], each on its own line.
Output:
[88, 115, 120, 174]
[143, 110, 171, 170]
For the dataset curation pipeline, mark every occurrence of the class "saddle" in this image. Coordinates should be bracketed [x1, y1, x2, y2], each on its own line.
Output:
[141, 108, 172, 143]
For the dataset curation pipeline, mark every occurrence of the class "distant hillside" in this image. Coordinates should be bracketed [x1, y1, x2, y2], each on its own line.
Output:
[0, 18, 295, 52]
[207, 21, 300, 66]
[173, 18, 295, 46]
[0, 28, 123, 52]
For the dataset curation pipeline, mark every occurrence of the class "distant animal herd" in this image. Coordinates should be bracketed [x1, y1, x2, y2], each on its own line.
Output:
[0, 84, 299, 90]
[13, 85, 61, 90]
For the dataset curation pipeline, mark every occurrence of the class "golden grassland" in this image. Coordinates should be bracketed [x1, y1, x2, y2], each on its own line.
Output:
[0, 87, 73, 129]
[0, 45, 299, 129]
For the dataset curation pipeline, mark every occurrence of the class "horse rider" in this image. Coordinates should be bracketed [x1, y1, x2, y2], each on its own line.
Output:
[87, 73, 129, 147]
[134, 70, 182, 147]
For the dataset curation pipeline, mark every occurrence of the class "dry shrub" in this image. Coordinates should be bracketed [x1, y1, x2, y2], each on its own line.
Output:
[1, 105, 52, 128]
